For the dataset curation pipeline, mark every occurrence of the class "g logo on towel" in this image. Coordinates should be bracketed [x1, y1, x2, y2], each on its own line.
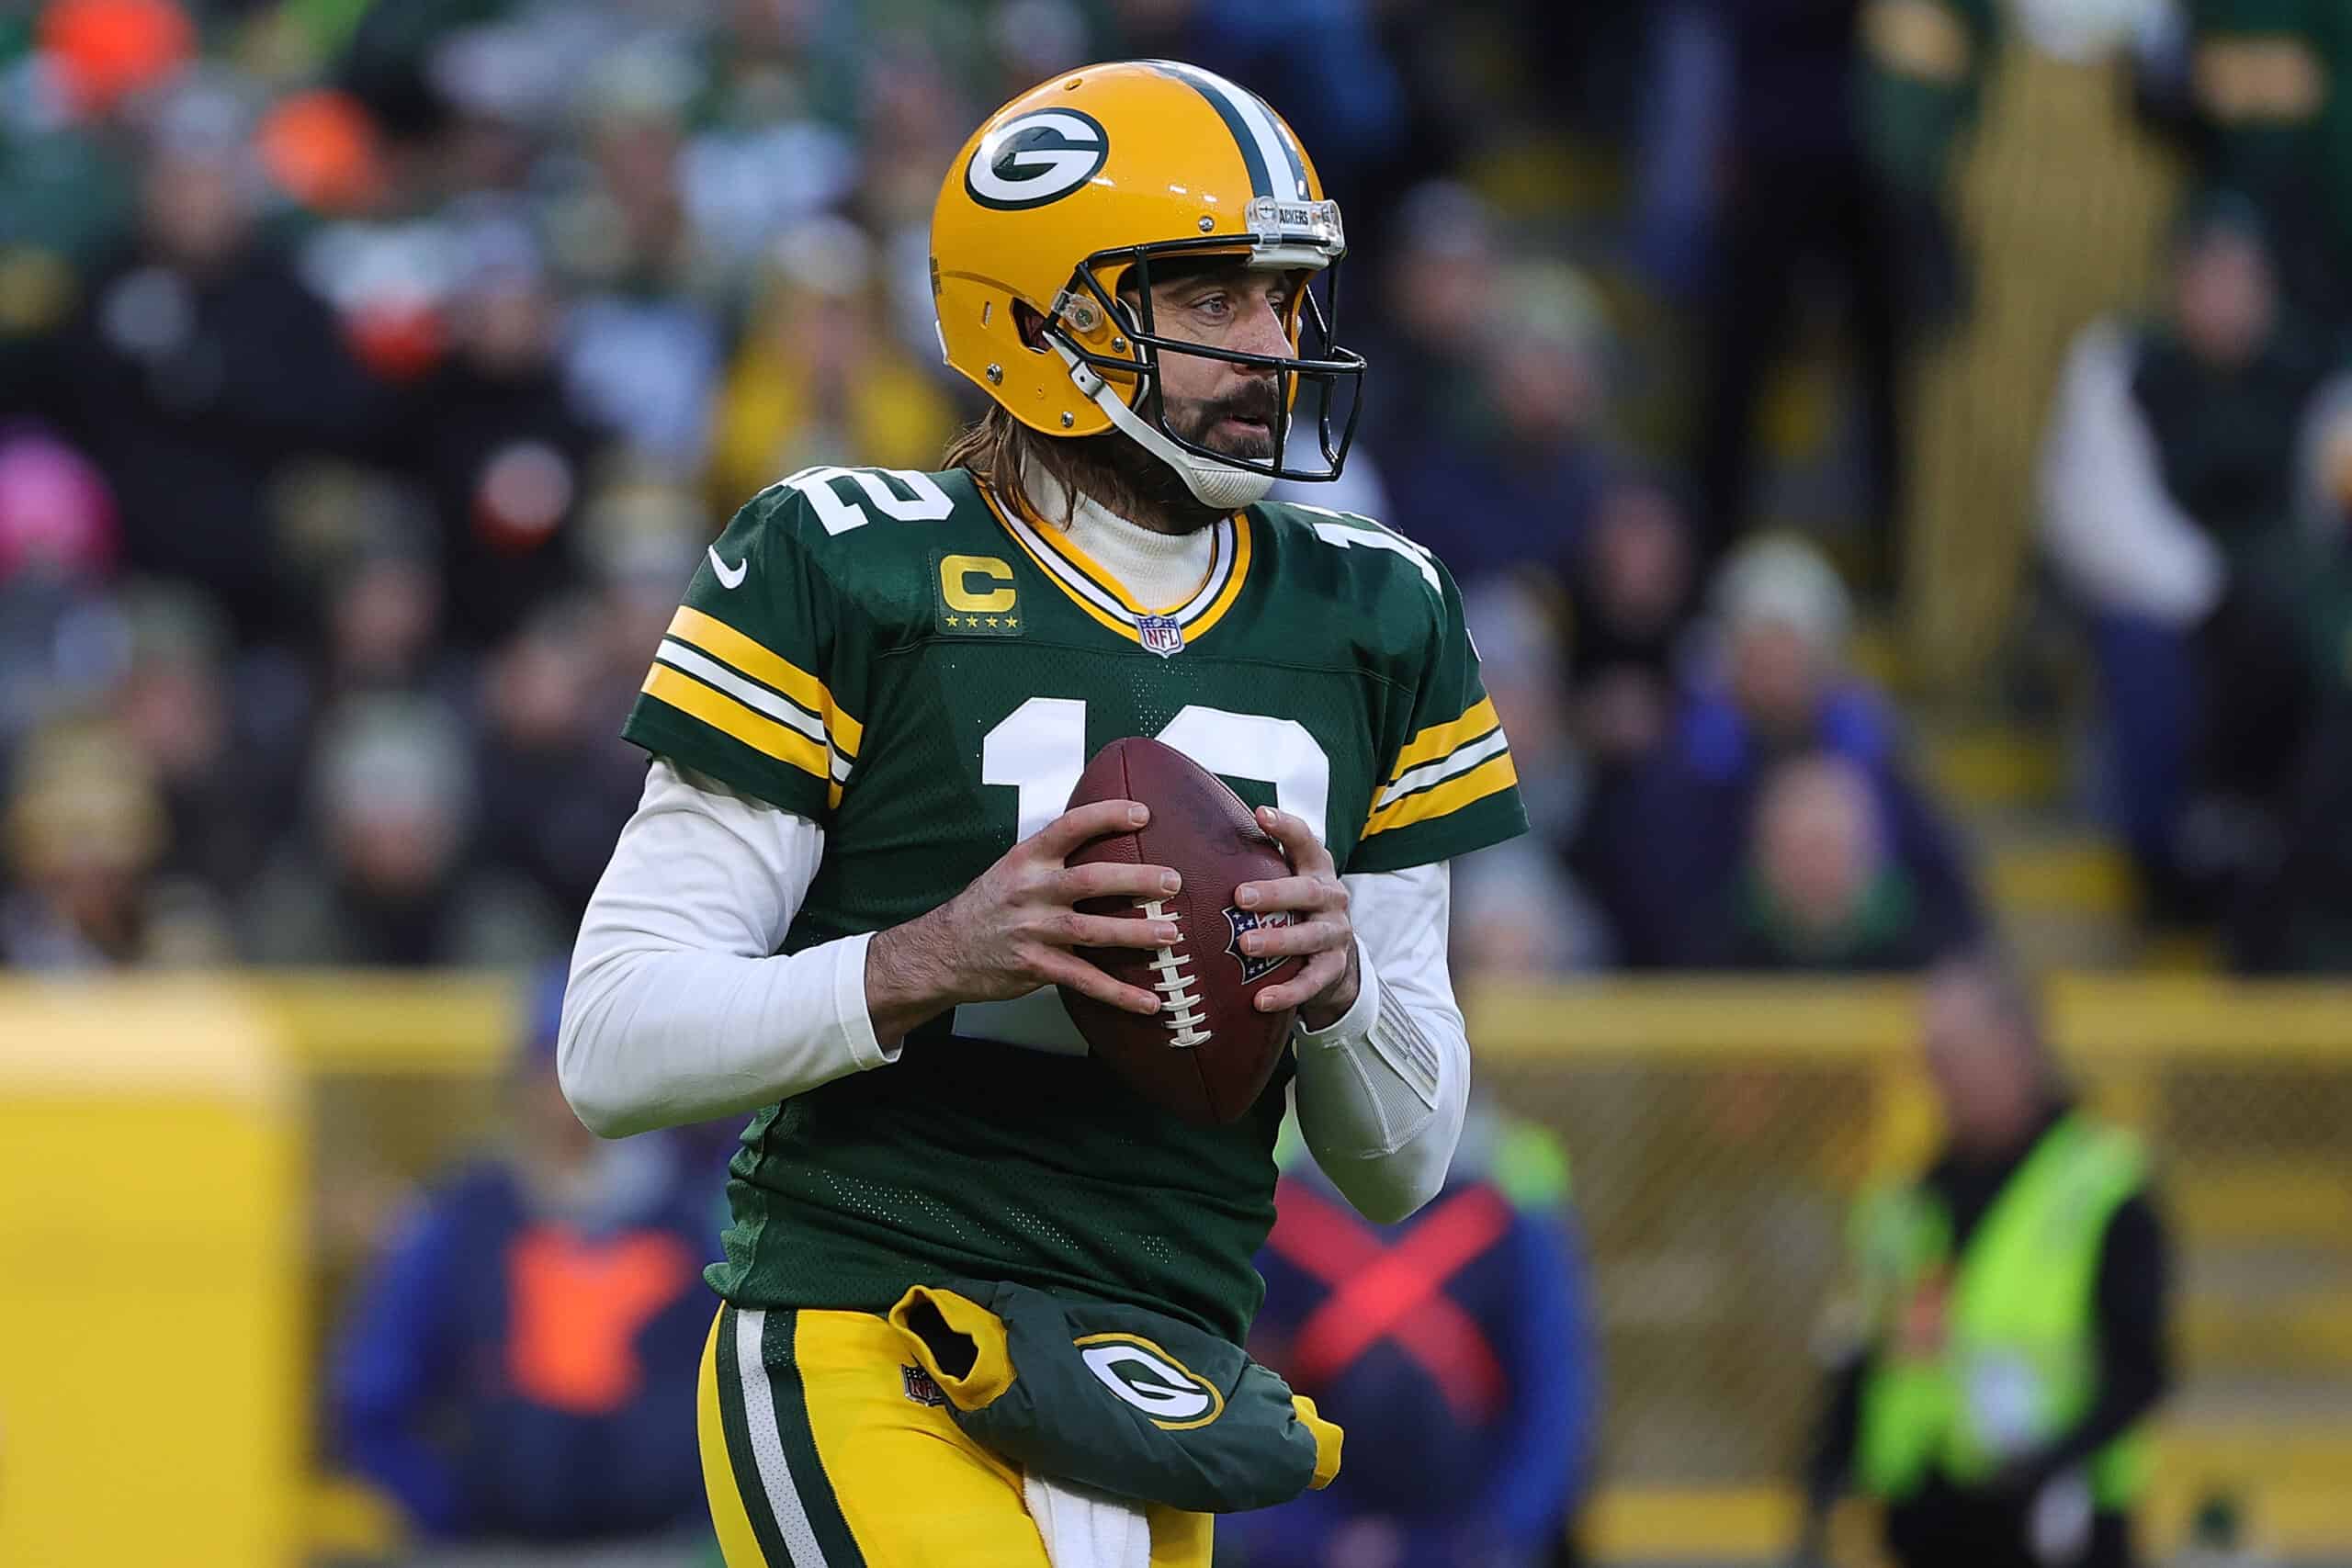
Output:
[1075, 1334, 1226, 1431]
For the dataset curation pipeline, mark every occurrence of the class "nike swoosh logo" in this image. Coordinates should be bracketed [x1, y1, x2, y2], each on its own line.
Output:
[707, 547, 748, 589]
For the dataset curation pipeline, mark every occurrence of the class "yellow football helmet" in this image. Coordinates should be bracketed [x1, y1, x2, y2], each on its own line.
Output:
[931, 60, 1365, 509]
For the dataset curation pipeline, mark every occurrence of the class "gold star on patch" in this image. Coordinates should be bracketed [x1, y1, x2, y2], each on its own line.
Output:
[1005, 616, 1019, 628]
[986, 615, 1001, 627]
[944, 615, 961, 627]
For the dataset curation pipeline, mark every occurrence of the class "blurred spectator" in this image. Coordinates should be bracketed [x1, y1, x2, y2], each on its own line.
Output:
[574, 468, 710, 694]
[319, 529, 466, 703]
[2162, 5, 2352, 323]
[692, 0, 859, 134]
[1357, 181, 1502, 460]
[1454, 575, 1611, 975]
[0, 423, 120, 750]
[1631, 2, 1734, 304]
[681, 0, 861, 268]
[1384, 259, 1612, 589]
[2038, 198, 2339, 919]
[707, 215, 955, 510]
[1561, 474, 1698, 769]
[108, 582, 280, 897]
[1853, 0, 1996, 324]
[241, 694, 561, 966]
[1572, 535, 1980, 966]
[852, 29, 967, 236]
[1, 713, 229, 969]
[40, 76, 390, 646]
[395, 214, 603, 649]
[1702, 751, 1955, 972]
[1691, 0, 1959, 592]
[332, 966, 713, 1556]
[2218, 377, 2352, 970]
[475, 595, 647, 920]
[1790, 953, 2172, 1568]
[1231, 1104, 1598, 1568]
[554, 48, 725, 474]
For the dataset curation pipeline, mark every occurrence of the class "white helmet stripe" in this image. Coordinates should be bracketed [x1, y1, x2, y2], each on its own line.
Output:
[1147, 60, 1308, 202]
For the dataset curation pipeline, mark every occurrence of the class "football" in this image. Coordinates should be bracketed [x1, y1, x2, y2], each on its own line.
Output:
[1058, 737, 1302, 1124]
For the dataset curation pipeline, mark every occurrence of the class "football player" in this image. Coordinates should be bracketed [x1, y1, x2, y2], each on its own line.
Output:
[560, 60, 1527, 1567]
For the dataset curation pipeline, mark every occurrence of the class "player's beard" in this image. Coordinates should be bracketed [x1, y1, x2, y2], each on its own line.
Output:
[1170, 378, 1283, 464]
[1044, 378, 1283, 536]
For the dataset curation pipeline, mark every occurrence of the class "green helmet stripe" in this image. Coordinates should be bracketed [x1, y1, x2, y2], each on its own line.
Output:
[1145, 61, 1307, 203]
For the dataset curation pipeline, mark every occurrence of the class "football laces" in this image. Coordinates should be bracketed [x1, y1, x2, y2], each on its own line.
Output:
[1136, 898, 1210, 1049]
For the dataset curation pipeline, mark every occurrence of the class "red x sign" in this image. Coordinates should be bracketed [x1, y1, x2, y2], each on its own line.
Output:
[1267, 1179, 1512, 1421]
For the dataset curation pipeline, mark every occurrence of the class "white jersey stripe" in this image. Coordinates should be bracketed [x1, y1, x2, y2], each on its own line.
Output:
[654, 640, 852, 783]
[733, 1309, 831, 1568]
[1374, 725, 1510, 809]
[1001, 503, 1236, 630]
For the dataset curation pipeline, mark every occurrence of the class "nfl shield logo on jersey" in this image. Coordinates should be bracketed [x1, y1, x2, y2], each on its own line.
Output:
[1137, 615, 1185, 658]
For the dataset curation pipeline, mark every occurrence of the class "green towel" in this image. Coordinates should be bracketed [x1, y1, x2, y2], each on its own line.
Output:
[888, 1280, 1341, 1514]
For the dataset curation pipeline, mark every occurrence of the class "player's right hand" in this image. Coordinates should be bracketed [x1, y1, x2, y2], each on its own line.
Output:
[865, 800, 1180, 1041]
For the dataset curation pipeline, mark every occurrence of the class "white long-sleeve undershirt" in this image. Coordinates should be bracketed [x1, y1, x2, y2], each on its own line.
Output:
[560, 759, 1470, 1223]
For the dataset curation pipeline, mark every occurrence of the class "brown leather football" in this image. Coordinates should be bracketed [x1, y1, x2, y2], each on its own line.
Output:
[1057, 736, 1301, 1124]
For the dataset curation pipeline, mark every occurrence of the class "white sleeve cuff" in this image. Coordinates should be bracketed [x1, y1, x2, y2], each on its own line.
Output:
[831, 930, 897, 1070]
[1293, 935, 1382, 1049]
[1289, 866, 1468, 1222]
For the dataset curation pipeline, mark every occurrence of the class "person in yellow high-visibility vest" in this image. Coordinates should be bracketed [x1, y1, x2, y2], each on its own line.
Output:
[1788, 953, 2174, 1568]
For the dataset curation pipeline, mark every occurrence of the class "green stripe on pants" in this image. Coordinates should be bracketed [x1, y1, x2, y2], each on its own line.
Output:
[717, 1303, 800, 1566]
[761, 1310, 869, 1568]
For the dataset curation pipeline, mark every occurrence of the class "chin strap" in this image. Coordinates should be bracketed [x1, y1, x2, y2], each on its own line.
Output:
[1049, 336, 1277, 512]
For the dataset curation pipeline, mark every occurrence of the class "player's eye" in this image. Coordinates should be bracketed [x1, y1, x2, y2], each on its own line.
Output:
[1190, 292, 1231, 321]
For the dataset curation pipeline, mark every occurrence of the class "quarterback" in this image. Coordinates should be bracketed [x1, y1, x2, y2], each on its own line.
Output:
[561, 60, 1526, 1568]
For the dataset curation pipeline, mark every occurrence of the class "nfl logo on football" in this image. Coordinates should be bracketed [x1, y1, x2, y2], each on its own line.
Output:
[1137, 615, 1185, 658]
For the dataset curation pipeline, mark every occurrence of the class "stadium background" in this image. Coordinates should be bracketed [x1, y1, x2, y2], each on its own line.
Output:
[1, 1, 2348, 1564]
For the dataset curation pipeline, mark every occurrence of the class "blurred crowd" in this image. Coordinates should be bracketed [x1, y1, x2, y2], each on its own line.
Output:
[2, 0, 2350, 981]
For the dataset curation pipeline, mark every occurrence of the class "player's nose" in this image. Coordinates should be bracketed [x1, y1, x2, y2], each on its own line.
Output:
[1230, 290, 1292, 366]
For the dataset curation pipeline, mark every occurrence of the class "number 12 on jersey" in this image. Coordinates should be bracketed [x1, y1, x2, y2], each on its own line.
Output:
[982, 698, 1332, 845]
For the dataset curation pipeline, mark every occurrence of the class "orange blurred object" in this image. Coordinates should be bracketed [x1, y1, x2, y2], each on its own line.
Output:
[257, 89, 387, 215]
[343, 302, 447, 383]
[38, 0, 195, 118]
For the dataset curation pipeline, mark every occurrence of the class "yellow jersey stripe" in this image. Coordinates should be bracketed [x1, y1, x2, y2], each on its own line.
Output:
[983, 483, 1251, 639]
[1361, 751, 1519, 838]
[1008, 488, 1182, 615]
[1385, 695, 1499, 784]
[642, 663, 831, 782]
[667, 606, 863, 759]
[992, 502, 1144, 643]
[1183, 514, 1251, 641]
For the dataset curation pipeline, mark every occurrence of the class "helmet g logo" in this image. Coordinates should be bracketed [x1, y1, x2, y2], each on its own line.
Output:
[966, 109, 1109, 210]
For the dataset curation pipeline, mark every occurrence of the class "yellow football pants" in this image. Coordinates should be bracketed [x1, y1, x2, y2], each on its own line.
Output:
[698, 1303, 1214, 1567]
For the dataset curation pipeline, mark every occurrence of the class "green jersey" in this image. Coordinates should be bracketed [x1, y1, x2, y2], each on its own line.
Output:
[622, 463, 1526, 1341]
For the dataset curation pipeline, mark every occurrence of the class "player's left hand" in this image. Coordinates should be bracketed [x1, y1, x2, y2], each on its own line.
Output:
[1234, 806, 1359, 1032]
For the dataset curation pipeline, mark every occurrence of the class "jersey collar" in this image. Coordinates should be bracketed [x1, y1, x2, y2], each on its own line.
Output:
[980, 479, 1253, 648]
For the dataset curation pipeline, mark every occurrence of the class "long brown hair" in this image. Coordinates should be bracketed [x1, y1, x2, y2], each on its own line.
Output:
[940, 404, 1223, 534]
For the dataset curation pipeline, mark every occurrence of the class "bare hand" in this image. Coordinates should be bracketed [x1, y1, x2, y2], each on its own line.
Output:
[865, 800, 1181, 1044]
[1233, 806, 1358, 1031]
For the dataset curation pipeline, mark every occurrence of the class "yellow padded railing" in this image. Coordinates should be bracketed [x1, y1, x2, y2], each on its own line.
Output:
[7, 973, 2348, 1562]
